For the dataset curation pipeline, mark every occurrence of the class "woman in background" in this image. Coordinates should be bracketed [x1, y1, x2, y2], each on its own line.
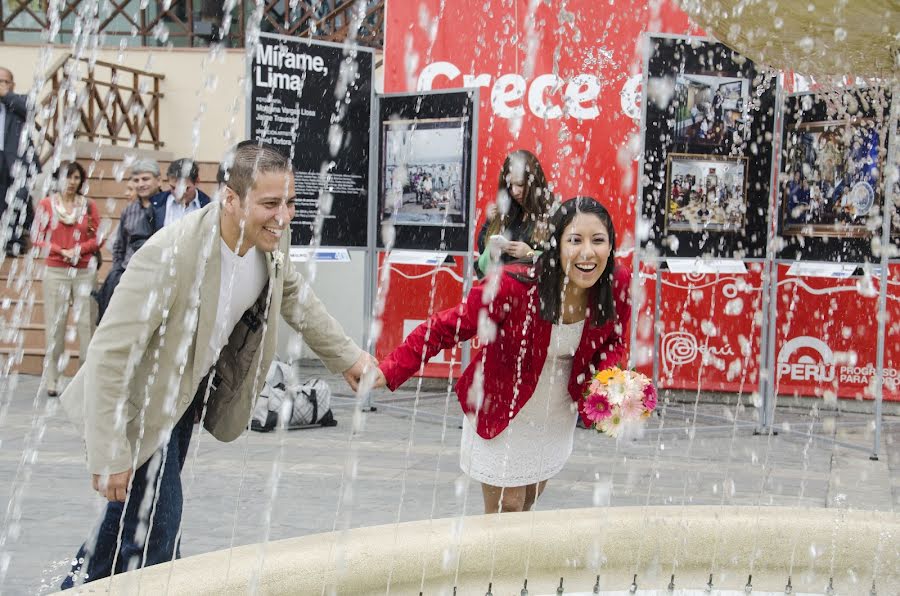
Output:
[474, 149, 554, 278]
[34, 161, 102, 397]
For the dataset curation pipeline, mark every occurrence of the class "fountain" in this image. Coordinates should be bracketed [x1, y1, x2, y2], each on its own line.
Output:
[0, 1, 896, 595]
[56, 507, 899, 594]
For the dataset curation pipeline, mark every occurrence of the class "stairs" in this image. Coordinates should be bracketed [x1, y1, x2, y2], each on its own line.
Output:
[0, 157, 220, 377]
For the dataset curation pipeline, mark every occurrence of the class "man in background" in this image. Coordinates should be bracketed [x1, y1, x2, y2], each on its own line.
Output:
[93, 159, 163, 320]
[0, 66, 39, 256]
[152, 158, 211, 231]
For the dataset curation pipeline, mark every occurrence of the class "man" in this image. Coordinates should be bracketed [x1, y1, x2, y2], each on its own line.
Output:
[94, 159, 163, 320]
[59, 142, 374, 588]
[0, 66, 38, 255]
[151, 157, 211, 231]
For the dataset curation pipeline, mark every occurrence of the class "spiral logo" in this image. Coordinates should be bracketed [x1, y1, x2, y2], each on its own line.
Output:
[662, 332, 699, 371]
[685, 272, 705, 283]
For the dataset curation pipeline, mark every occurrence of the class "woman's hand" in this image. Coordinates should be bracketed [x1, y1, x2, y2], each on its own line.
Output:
[60, 248, 79, 264]
[503, 241, 535, 259]
[485, 203, 498, 220]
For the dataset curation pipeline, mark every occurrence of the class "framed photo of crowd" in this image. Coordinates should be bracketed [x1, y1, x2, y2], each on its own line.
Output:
[776, 87, 892, 262]
[664, 153, 749, 234]
[381, 117, 468, 228]
[376, 89, 477, 253]
[639, 35, 777, 259]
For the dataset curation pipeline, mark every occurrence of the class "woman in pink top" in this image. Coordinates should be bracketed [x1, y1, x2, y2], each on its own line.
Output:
[34, 161, 102, 396]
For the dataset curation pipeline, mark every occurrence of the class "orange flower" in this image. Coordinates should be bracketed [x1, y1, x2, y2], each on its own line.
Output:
[596, 367, 624, 385]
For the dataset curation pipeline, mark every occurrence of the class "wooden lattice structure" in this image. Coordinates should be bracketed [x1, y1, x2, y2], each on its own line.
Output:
[31, 54, 165, 165]
[0, 0, 385, 49]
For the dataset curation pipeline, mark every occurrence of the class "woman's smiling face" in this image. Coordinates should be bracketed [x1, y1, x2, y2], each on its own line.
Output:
[559, 212, 611, 291]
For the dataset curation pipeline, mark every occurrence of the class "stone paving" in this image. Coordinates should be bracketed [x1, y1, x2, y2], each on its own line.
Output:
[0, 365, 897, 595]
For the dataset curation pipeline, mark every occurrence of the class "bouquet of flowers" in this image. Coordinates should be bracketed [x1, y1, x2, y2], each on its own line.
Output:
[581, 366, 657, 438]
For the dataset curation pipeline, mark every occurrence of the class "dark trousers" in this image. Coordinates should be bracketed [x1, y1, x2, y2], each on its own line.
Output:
[1, 184, 34, 254]
[61, 398, 199, 589]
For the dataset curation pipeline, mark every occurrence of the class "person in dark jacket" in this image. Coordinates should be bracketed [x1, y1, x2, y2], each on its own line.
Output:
[474, 149, 554, 278]
[151, 158, 211, 231]
[93, 159, 163, 321]
[0, 66, 39, 256]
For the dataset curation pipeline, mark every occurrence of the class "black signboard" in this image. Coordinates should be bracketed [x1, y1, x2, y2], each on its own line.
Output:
[249, 33, 372, 247]
[377, 90, 476, 252]
[777, 87, 892, 262]
[640, 36, 777, 259]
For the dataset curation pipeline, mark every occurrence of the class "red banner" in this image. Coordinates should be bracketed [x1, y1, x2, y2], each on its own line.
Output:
[379, 0, 899, 402]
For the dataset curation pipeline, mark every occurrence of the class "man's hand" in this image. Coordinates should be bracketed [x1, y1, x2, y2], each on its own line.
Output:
[92, 469, 133, 502]
[373, 367, 387, 389]
[342, 351, 379, 393]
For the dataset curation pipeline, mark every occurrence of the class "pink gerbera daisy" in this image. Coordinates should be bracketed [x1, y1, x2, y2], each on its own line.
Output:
[619, 394, 646, 420]
[642, 383, 658, 412]
[583, 392, 613, 423]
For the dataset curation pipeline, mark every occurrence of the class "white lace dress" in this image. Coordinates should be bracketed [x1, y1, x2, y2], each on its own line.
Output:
[459, 320, 584, 487]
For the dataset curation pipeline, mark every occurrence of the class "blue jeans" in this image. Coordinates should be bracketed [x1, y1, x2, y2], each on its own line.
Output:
[61, 399, 198, 589]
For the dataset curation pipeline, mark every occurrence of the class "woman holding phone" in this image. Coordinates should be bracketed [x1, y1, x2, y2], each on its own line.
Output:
[474, 149, 554, 278]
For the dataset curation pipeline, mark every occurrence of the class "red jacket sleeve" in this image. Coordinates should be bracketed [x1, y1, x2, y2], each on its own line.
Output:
[591, 266, 632, 372]
[579, 267, 633, 425]
[379, 274, 514, 391]
[32, 198, 63, 257]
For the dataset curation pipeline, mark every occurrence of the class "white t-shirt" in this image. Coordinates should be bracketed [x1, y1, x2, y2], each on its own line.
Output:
[199, 239, 269, 377]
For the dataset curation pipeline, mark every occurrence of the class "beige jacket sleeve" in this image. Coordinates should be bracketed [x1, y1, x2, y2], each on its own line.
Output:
[279, 255, 362, 374]
[82, 240, 175, 475]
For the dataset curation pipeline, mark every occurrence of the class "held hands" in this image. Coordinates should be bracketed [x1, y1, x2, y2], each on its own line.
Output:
[342, 351, 382, 393]
[93, 468, 133, 502]
[373, 367, 387, 389]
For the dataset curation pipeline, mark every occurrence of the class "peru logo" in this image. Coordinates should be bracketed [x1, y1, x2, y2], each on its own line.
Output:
[777, 336, 836, 383]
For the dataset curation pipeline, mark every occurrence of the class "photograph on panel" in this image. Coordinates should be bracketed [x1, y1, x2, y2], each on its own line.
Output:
[781, 118, 882, 238]
[673, 74, 750, 147]
[664, 153, 748, 232]
[381, 117, 468, 227]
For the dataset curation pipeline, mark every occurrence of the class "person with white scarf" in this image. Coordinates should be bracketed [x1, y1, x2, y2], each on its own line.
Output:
[33, 161, 103, 396]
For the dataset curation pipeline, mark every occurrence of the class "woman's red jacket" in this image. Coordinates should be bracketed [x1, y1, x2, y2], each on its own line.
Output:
[379, 264, 632, 439]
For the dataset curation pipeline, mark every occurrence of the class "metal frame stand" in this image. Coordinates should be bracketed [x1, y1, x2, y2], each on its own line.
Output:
[756, 80, 898, 455]
[361, 88, 479, 420]
[629, 33, 780, 436]
[869, 79, 899, 460]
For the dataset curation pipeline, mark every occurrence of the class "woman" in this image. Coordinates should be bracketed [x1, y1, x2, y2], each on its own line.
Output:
[474, 149, 554, 278]
[34, 161, 102, 397]
[376, 197, 631, 513]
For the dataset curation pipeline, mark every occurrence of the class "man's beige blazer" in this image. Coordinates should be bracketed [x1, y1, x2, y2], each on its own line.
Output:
[60, 201, 361, 475]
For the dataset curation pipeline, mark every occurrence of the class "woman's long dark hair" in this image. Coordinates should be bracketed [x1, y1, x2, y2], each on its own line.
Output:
[528, 196, 617, 327]
[485, 149, 552, 243]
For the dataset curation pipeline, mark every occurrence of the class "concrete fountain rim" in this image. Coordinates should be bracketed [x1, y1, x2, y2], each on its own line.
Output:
[60, 505, 899, 595]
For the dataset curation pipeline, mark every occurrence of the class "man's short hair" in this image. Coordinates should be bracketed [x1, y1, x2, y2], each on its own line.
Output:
[166, 158, 199, 183]
[218, 141, 291, 200]
[129, 158, 161, 178]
